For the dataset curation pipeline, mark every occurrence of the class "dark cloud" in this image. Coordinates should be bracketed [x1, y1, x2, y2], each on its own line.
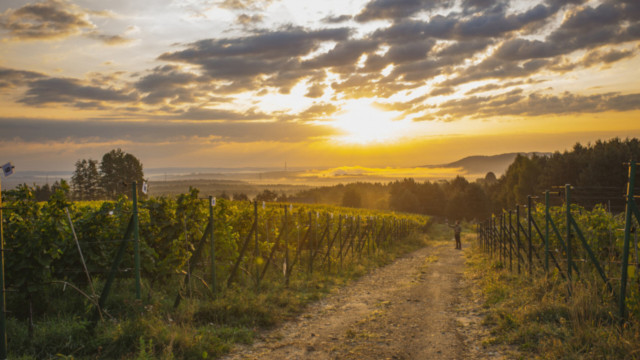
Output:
[495, 2, 640, 62]
[443, 57, 550, 87]
[0, 68, 45, 89]
[355, 0, 451, 23]
[19, 77, 135, 106]
[0, 0, 131, 44]
[435, 39, 494, 58]
[322, 14, 352, 24]
[302, 39, 378, 70]
[386, 40, 436, 64]
[0, 117, 337, 143]
[372, 2, 562, 42]
[464, 79, 542, 95]
[150, 2, 609, 100]
[434, 90, 640, 119]
[576, 48, 637, 69]
[161, 26, 350, 64]
[0, 0, 91, 40]
[456, 3, 553, 37]
[158, 26, 351, 93]
[134, 65, 206, 105]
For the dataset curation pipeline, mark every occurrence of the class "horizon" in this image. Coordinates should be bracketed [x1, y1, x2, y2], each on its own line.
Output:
[1, 0, 640, 172]
[0, 147, 615, 190]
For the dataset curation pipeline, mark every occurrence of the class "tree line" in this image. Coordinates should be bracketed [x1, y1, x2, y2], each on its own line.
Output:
[281, 137, 640, 220]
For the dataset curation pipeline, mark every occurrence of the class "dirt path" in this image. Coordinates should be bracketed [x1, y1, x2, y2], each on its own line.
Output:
[222, 238, 501, 360]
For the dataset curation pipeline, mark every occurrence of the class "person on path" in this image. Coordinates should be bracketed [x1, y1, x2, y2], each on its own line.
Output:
[448, 220, 462, 250]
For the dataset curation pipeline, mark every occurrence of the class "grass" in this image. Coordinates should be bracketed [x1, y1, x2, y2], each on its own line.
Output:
[466, 243, 640, 359]
[7, 230, 429, 359]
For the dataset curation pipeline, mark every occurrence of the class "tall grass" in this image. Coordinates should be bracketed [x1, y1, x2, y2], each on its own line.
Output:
[467, 244, 640, 359]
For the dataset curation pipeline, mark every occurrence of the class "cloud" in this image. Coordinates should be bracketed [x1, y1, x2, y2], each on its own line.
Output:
[297, 103, 339, 120]
[371, 2, 562, 42]
[302, 39, 378, 70]
[464, 79, 540, 95]
[0, 0, 92, 40]
[434, 90, 640, 119]
[495, 2, 640, 62]
[304, 83, 325, 98]
[86, 31, 133, 45]
[0, 117, 338, 143]
[355, 0, 452, 23]
[158, 26, 351, 92]
[173, 107, 269, 121]
[19, 77, 135, 106]
[435, 39, 494, 58]
[134, 65, 205, 105]
[322, 14, 352, 24]
[218, 0, 277, 11]
[0, 68, 46, 90]
[0, 0, 131, 44]
[236, 13, 263, 25]
[145, 1, 639, 103]
[2, 0, 640, 137]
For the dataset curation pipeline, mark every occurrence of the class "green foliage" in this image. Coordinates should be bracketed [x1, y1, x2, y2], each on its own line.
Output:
[1, 183, 428, 358]
[100, 148, 144, 199]
[255, 189, 278, 202]
[71, 159, 102, 200]
[3, 182, 73, 317]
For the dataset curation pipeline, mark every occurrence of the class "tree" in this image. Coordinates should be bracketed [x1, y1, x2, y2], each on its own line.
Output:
[33, 183, 52, 201]
[255, 189, 278, 202]
[71, 159, 102, 200]
[341, 188, 362, 208]
[233, 192, 249, 201]
[484, 172, 497, 185]
[100, 149, 144, 199]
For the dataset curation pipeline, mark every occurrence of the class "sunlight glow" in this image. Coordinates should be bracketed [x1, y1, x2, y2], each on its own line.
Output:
[331, 99, 410, 144]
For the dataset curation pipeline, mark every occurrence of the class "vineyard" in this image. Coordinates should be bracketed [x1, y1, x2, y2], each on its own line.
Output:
[475, 162, 640, 357]
[0, 182, 428, 359]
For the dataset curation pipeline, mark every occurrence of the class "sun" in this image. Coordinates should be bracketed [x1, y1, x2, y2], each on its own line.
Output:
[331, 99, 409, 144]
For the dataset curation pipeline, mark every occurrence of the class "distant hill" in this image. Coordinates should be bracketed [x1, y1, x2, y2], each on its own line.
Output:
[423, 152, 550, 176]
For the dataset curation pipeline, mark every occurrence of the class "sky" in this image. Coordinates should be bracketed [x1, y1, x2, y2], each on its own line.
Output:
[1, 0, 640, 172]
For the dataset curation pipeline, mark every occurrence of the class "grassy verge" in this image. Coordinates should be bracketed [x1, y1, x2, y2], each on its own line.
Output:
[465, 244, 640, 360]
[8, 230, 428, 359]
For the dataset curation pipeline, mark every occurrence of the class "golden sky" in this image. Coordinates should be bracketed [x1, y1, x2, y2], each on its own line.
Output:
[1, 0, 640, 171]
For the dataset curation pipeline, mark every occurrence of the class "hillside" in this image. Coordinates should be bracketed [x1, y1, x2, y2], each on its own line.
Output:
[424, 152, 550, 176]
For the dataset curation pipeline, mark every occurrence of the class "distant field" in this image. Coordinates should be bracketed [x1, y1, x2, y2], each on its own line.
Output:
[147, 178, 311, 198]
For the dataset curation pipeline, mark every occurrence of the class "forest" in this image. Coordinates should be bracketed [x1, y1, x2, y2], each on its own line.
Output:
[284, 137, 640, 220]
